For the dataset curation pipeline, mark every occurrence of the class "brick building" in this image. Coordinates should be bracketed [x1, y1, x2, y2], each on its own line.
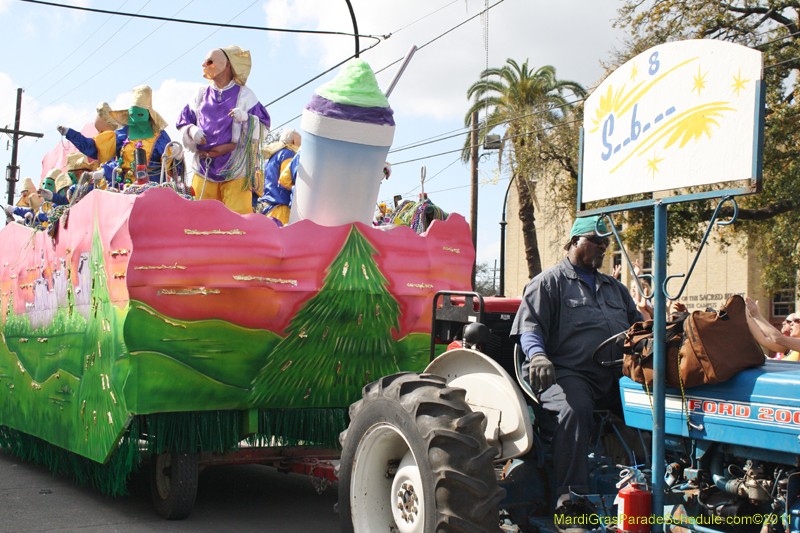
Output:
[503, 185, 792, 327]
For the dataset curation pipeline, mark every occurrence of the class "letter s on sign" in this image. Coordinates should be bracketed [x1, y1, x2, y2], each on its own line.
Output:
[601, 114, 615, 161]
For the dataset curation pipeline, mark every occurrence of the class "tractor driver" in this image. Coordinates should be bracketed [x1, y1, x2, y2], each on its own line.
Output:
[510, 216, 643, 530]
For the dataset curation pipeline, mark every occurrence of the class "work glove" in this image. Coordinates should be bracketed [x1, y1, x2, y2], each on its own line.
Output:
[4, 205, 14, 223]
[188, 125, 206, 145]
[229, 107, 248, 122]
[528, 353, 556, 392]
[38, 189, 53, 201]
[57, 125, 68, 136]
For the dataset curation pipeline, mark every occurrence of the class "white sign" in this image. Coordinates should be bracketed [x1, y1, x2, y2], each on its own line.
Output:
[581, 40, 763, 203]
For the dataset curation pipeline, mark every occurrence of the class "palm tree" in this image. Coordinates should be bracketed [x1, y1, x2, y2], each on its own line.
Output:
[463, 59, 586, 280]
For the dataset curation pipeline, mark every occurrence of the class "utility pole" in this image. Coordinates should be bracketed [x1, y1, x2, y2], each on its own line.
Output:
[470, 110, 479, 290]
[2, 88, 43, 205]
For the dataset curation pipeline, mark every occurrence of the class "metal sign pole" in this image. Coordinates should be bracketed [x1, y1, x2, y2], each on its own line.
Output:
[651, 200, 668, 531]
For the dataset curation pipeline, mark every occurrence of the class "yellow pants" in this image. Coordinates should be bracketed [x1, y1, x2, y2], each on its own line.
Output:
[192, 174, 253, 215]
[263, 204, 291, 226]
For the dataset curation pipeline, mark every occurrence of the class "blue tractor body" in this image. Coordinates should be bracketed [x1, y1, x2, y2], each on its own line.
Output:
[621, 361, 800, 458]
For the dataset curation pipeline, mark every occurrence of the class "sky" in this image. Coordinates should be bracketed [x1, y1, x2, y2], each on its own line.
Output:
[0, 0, 625, 267]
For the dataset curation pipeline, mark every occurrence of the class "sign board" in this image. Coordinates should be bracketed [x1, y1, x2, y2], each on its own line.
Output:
[580, 40, 763, 204]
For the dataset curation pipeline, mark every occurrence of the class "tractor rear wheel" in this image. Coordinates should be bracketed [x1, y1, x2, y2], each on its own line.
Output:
[338, 372, 504, 532]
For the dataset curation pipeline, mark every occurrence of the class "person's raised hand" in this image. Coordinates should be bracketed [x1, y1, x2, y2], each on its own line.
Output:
[57, 125, 68, 136]
[671, 301, 687, 314]
[38, 189, 53, 201]
[745, 297, 761, 318]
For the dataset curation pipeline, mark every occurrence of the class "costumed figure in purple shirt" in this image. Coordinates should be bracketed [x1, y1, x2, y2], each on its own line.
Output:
[176, 45, 271, 215]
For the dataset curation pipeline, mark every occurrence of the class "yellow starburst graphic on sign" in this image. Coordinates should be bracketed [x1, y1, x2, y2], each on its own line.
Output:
[692, 65, 708, 95]
[630, 62, 639, 82]
[731, 68, 750, 97]
[645, 151, 664, 179]
[664, 108, 727, 149]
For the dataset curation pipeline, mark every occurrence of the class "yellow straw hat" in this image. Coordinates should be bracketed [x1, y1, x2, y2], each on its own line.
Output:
[220, 45, 252, 86]
[108, 85, 169, 133]
[44, 168, 61, 183]
[28, 193, 43, 213]
[65, 152, 93, 172]
[15, 177, 37, 207]
[96, 102, 122, 131]
[15, 178, 36, 207]
[55, 173, 71, 194]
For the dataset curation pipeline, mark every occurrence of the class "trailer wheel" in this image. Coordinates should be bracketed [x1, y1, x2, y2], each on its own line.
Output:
[339, 372, 504, 533]
[150, 452, 198, 520]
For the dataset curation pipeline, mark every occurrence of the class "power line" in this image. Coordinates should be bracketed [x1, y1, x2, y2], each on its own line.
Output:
[38, 0, 261, 132]
[388, 0, 460, 36]
[388, 80, 601, 154]
[375, 0, 508, 76]
[391, 117, 581, 166]
[22, 0, 133, 92]
[30, 0, 203, 126]
[402, 156, 462, 196]
[389, 96, 588, 154]
[134, 1, 259, 87]
[426, 173, 511, 195]
[18, 0, 385, 41]
[765, 55, 800, 69]
[2, 0, 153, 124]
[264, 39, 382, 108]
[268, 0, 509, 129]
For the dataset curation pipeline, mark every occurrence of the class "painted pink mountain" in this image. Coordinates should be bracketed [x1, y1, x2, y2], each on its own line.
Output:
[0, 187, 475, 339]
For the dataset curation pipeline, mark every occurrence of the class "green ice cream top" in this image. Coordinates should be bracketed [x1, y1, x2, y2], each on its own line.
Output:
[315, 59, 390, 108]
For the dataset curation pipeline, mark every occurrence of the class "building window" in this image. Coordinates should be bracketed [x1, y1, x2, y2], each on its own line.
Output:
[772, 288, 796, 318]
[641, 250, 653, 275]
[612, 251, 622, 280]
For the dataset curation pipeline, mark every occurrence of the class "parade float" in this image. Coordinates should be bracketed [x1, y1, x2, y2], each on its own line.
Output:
[0, 58, 475, 518]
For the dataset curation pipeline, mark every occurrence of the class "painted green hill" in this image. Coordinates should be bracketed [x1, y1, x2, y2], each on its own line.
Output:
[123, 301, 282, 413]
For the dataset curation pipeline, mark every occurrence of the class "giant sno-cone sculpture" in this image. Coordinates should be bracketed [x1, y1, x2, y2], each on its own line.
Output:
[291, 59, 395, 226]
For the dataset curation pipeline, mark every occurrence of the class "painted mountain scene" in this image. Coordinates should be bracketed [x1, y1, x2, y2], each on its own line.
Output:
[0, 188, 474, 462]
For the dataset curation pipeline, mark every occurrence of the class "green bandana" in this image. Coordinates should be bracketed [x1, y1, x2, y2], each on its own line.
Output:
[42, 178, 55, 192]
[570, 216, 608, 239]
[127, 106, 153, 140]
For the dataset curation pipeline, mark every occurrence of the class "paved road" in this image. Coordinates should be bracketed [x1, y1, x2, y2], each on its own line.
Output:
[0, 449, 341, 532]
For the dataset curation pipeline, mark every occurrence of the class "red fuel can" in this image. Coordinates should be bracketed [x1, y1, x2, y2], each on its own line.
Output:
[616, 483, 652, 533]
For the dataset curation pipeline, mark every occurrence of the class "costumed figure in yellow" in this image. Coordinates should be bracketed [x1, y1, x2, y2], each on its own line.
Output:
[255, 129, 300, 226]
[176, 46, 271, 214]
[57, 85, 173, 187]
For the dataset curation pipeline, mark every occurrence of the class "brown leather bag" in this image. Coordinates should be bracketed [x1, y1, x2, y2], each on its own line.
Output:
[622, 295, 765, 388]
[621, 315, 686, 388]
[679, 294, 765, 387]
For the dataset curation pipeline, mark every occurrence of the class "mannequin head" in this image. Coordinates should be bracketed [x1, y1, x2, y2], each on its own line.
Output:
[203, 49, 233, 88]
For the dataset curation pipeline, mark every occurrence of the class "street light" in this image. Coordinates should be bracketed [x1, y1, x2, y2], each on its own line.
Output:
[498, 174, 516, 297]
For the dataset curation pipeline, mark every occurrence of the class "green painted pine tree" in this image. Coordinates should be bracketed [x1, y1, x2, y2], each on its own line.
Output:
[252, 225, 402, 408]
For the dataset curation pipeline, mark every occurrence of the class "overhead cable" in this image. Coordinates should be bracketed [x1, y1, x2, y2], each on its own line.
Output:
[18, 0, 384, 42]
[375, 0, 507, 75]
[391, 117, 581, 166]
